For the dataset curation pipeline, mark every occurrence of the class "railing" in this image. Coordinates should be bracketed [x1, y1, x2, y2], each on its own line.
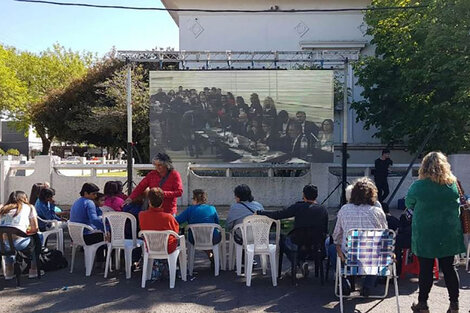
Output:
[0, 156, 420, 206]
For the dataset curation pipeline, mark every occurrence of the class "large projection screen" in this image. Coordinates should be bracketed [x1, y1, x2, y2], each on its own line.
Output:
[149, 70, 334, 163]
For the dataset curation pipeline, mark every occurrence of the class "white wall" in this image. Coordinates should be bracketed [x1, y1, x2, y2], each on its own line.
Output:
[179, 12, 368, 51]
[1, 155, 435, 209]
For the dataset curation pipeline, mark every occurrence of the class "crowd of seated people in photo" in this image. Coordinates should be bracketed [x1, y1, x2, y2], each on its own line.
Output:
[151, 86, 334, 160]
[0, 151, 466, 312]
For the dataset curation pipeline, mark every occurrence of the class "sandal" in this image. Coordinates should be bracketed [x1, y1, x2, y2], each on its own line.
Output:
[411, 302, 430, 313]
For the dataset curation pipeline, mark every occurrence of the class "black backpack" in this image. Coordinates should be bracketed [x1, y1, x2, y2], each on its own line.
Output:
[39, 248, 68, 272]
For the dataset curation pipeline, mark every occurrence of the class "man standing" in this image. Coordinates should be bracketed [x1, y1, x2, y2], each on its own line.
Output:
[374, 149, 393, 203]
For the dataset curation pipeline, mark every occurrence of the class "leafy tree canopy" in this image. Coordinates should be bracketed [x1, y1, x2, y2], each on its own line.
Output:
[352, 0, 470, 153]
[0, 43, 93, 152]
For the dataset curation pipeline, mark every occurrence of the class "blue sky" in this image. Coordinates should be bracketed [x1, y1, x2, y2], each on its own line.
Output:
[0, 0, 179, 56]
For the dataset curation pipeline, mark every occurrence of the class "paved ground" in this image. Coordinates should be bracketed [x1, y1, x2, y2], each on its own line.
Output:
[1, 236, 469, 313]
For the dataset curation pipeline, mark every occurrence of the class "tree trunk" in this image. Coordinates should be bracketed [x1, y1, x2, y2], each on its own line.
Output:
[36, 127, 53, 155]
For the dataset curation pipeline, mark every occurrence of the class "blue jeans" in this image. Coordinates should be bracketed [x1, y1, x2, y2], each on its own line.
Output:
[2, 237, 36, 265]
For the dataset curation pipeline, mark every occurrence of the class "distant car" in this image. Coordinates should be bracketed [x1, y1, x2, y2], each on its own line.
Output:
[65, 156, 82, 161]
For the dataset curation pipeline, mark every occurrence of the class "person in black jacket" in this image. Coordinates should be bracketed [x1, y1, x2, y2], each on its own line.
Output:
[257, 184, 328, 277]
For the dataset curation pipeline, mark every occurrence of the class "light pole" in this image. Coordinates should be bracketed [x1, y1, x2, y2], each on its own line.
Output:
[126, 61, 133, 195]
[341, 58, 349, 205]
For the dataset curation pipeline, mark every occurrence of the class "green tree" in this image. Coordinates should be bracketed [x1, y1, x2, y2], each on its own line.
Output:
[0, 44, 92, 154]
[33, 56, 121, 154]
[0, 46, 28, 112]
[352, 0, 470, 153]
[34, 57, 151, 162]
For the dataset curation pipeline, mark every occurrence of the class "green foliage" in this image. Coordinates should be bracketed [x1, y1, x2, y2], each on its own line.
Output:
[0, 148, 5, 156]
[34, 56, 151, 163]
[352, 0, 470, 153]
[5, 149, 20, 156]
[0, 43, 93, 153]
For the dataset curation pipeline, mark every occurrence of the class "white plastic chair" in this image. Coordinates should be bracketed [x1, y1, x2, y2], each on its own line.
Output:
[228, 224, 245, 276]
[335, 229, 400, 313]
[139, 230, 187, 288]
[185, 223, 226, 276]
[242, 215, 280, 287]
[68, 222, 107, 276]
[37, 216, 65, 253]
[103, 212, 143, 279]
[100, 206, 114, 213]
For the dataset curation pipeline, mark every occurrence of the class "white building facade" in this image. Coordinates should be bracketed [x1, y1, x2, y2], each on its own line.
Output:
[159, 0, 415, 163]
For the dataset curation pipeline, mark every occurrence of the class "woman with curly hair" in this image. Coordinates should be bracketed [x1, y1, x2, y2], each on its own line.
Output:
[332, 177, 387, 296]
[407, 152, 465, 313]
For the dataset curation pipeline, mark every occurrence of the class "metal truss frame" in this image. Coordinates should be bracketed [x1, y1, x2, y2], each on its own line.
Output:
[116, 50, 359, 69]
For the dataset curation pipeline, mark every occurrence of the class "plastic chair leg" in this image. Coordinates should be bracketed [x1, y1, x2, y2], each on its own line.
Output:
[219, 244, 226, 271]
[269, 252, 277, 287]
[124, 247, 133, 279]
[116, 248, 121, 270]
[236, 244, 243, 276]
[141, 255, 149, 288]
[261, 254, 267, 275]
[58, 229, 64, 253]
[178, 248, 187, 281]
[188, 245, 195, 276]
[245, 250, 254, 287]
[84, 246, 97, 276]
[213, 245, 220, 276]
[168, 251, 180, 289]
[104, 244, 112, 278]
[70, 245, 77, 273]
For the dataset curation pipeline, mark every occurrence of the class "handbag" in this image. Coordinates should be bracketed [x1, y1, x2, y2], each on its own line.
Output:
[456, 181, 470, 234]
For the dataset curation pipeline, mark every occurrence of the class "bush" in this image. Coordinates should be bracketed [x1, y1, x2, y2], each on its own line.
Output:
[6, 149, 20, 156]
[0, 148, 5, 156]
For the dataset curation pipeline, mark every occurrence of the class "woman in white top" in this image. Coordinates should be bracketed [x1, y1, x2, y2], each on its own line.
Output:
[0, 191, 40, 279]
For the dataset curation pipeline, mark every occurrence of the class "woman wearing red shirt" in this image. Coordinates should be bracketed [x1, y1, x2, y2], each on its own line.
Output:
[124, 153, 183, 215]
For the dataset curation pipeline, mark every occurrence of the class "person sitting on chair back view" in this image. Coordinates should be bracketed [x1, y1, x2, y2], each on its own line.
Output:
[257, 184, 328, 278]
[139, 187, 179, 254]
[332, 177, 387, 297]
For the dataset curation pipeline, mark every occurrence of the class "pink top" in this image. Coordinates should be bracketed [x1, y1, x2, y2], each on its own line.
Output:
[104, 196, 124, 212]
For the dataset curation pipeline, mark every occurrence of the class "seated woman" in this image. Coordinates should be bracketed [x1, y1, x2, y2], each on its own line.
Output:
[0, 191, 41, 279]
[69, 183, 105, 262]
[139, 188, 179, 254]
[176, 189, 220, 262]
[103, 181, 124, 212]
[332, 177, 387, 296]
[35, 188, 65, 232]
[226, 184, 264, 244]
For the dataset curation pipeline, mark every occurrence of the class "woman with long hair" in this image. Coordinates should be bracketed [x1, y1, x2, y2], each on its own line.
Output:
[0, 191, 41, 279]
[407, 152, 465, 313]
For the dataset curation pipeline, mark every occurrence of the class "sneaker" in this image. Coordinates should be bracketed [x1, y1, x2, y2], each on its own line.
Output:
[301, 262, 309, 278]
[411, 302, 430, 313]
